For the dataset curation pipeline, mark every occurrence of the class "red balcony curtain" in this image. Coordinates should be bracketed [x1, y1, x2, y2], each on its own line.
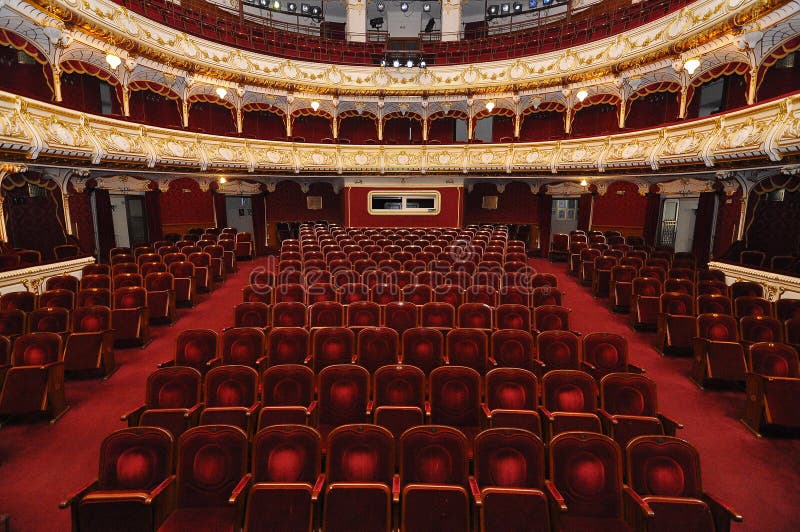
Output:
[213, 191, 227, 228]
[692, 191, 718, 266]
[577, 193, 593, 231]
[251, 193, 267, 256]
[537, 194, 553, 257]
[144, 190, 163, 242]
[93, 188, 115, 262]
[643, 193, 661, 246]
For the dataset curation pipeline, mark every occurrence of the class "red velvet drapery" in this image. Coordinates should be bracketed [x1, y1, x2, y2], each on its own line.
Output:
[692, 191, 718, 265]
[643, 193, 661, 246]
[577, 193, 593, 232]
[537, 194, 553, 257]
[251, 193, 267, 256]
[93, 188, 116, 262]
[213, 192, 227, 228]
[144, 190, 163, 242]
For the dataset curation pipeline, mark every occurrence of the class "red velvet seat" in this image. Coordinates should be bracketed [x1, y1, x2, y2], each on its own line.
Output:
[82, 264, 111, 276]
[110, 253, 135, 266]
[316, 364, 370, 442]
[0, 332, 67, 422]
[402, 327, 445, 375]
[307, 301, 343, 328]
[235, 232, 254, 260]
[203, 245, 225, 281]
[363, 270, 388, 289]
[188, 252, 214, 293]
[144, 272, 176, 324]
[402, 284, 433, 305]
[421, 302, 455, 331]
[740, 316, 784, 345]
[304, 282, 335, 304]
[540, 370, 602, 441]
[446, 328, 490, 374]
[266, 327, 309, 366]
[233, 302, 269, 329]
[27, 307, 70, 336]
[536, 330, 581, 374]
[60, 427, 175, 532]
[697, 279, 728, 296]
[416, 271, 443, 288]
[272, 302, 307, 328]
[113, 273, 143, 291]
[45, 275, 80, 294]
[370, 283, 401, 305]
[498, 284, 531, 307]
[323, 424, 394, 532]
[626, 436, 742, 531]
[242, 285, 273, 305]
[473, 428, 550, 532]
[200, 365, 260, 435]
[599, 373, 681, 450]
[0, 309, 26, 345]
[76, 288, 111, 308]
[533, 305, 572, 336]
[734, 296, 773, 319]
[579, 248, 603, 285]
[531, 286, 562, 307]
[167, 329, 219, 374]
[337, 282, 369, 305]
[385, 302, 418, 334]
[244, 425, 323, 532]
[550, 233, 570, 262]
[484, 368, 541, 435]
[592, 257, 618, 298]
[731, 280, 764, 300]
[582, 332, 643, 379]
[311, 327, 355, 372]
[65, 306, 115, 376]
[258, 364, 315, 428]
[0, 291, 35, 312]
[547, 432, 634, 531]
[356, 327, 399, 372]
[141, 263, 167, 281]
[630, 277, 663, 331]
[429, 366, 483, 449]
[491, 329, 535, 370]
[122, 366, 202, 439]
[691, 313, 747, 387]
[168, 262, 196, 306]
[162, 253, 187, 269]
[776, 298, 800, 321]
[787, 316, 800, 350]
[220, 327, 266, 371]
[399, 425, 470, 532]
[496, 304, 531, 333]
[655, 292, 695, 355]
[373, 364, 425, 440]
[434, 284, 464, 308]
[157, 425, 249, 532]
[464, 284, 498, 307]
[696, 293, 732, 315]
[741, 342, 800, 435]
[112, 287, 149, 347]
[274, 283, 305, 304]
[457, 303, 493, 331]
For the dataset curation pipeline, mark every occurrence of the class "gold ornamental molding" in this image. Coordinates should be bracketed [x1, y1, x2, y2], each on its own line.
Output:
[20, 0, 787, 94]
[708, 261, 800, 301]
[0, 256, 95, 294]
[1, 89, 799, 173]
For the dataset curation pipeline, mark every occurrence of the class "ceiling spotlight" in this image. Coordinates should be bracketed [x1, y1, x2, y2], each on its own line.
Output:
[406, 59, 414, 68]
[393, 58, 401, 68]
[310, 6, 321, 15]
[272, 0, 280, 9]
[259, 0, 267, 5]
[380, 58, 387, 67]
[529, 0, 537, 6]
[287, 2, 296, 11]
[485, 101, 495, 112]
[488, 5, 499, 16]
[400, 2, 409, 12]
[576, 89, 588, 102]
[580, 179, 588, 187]
[419, 59, 427, 68]
[301, 3, 309, 12]
[513, 2, 523, 12]
[310, 100, 320, 111]
[501, 3, 511, 13]
[684, 57, 701, 75]
[377, 2, 385, 11]
[219, 177, 227, 184]
[423, 3, 431, 12]
[542, 0, 551, 5]
[215, 87, 228, 99]
[105, 53, 121, 69]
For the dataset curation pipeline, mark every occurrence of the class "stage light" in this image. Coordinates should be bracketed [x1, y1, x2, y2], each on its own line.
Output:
[259, 0, 268, 5]
[310, 100, 320, 111]
[105, 53, 121, 69]
[684, 57, 701, 75]
[288, 2, 297, 11]
[423, 3, 431, 12]
[272, 1, 280, 9]
[529, 0, 537, 6]
[301, 3, 310, 13]
[419, 59, 427, 68]
[501, 3, 510, 13]
[393, 58, 401, 68]
[485, 101, 495, 112]
[400, 2, 409, 12]
[406, 59, 414, 68]
[310, 6, 321, 15]
[513, 2, 523, 12]
[576, 89, 588, 102]
[377, 2, 384, 11]
[215, 87, 228, 99]
[580, 179, 588, 187]
[488, 5, 499, 16]
[543, 0, 552, 5]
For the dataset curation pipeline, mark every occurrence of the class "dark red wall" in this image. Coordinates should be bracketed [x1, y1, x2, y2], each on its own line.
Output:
[571, 104, 619, 137]
[266, 180, 342, 223]
[591, 181, 647, 233]
[519, 111, 564, 141]
[187, 101, 236, 135]
[160, 177, 215, 229]
[626, 92, 680, 130]
[345, 187, 462, 227]
[67, 182, 95, 254]
[292, 115, 333, 142]
[128, 90, 182, 129]
[713, 188, 743, 259]
[242, 110, 286, 140]
[463, 181, 539, 224]
[0, 45, 52, 102]
[339, 116, 379, 144]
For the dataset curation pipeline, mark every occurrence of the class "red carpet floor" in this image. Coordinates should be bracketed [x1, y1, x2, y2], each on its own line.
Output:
[1, 257, 798, 531]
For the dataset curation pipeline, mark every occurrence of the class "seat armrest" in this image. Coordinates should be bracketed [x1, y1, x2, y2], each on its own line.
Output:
[121, 405, 146, 424]
[228, 473, 252, 505]
[59, 479, 98, 509]
[206, 357, 222, 369]
[146, 475, 176, 504]
[628, 363, 646, 374]
[657, 412, 683, 434]
[366, 400, 374, 417]
[157, 360, 175, 369]
[468, 476, 482, 506]
[623, 485, 654, 518]
[303, 354, 313, 365]
[307, 400, 318, 416]
[580, 360, 598, 371]
[312, 474, 326, 502]
[544, 480, 568, 512]
[538, 406, 555, 422]
[424, 401, 431, 419]
[184, 403, 203, 419]
[245, 402, 262, 417]
[392, 474, 401, 503]
[703, 492, 744, 522]
[488, 356, 498, 367]
[481, 403, 492, 421]
[597, 408, 617, 425]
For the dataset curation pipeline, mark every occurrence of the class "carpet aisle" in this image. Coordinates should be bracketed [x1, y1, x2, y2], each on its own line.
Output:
[0, 262, 259, 532]
[530, 257, 800, 532]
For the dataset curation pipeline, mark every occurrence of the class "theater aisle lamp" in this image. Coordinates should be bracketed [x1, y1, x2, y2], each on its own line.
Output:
[580, 179, 588, 187]
[576, 89, 588, 102]
[684, 57, 701, 75]
[215, 87, 228, 99]
[311, 100, 320, 111]
[105, 53, 121, 69]
[485, 101, 495, 112]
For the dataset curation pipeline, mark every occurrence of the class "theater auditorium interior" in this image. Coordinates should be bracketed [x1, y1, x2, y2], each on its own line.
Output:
[1, 0, 800, 531]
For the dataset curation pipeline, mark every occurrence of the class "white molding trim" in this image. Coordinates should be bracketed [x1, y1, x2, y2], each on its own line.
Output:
[708, 260, 800, 301]
[0, 256, 95, 294]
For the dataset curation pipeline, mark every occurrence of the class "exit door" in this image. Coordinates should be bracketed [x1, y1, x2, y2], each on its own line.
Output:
[550, 198, 579, 241]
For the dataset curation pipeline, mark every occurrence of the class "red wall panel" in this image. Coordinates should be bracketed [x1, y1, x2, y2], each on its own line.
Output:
[266, 180, 342, 223]
[713, 188, 743, 259]
[590, 181, 648, 231]
[160, 177, 215, 228]
[67, 182, 96, 254]
[463, 181, 539, 224]
[345, 187, 462, 228]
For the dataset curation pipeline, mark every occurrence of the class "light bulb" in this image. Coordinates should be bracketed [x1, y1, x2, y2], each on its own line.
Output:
[219, 177, 227, 184]
[215, 87, 228, 99]
[576, 89, 588, 102]
[580, 179, 588, 187]
[684, 57, 701, 75]
[105, 54, 121, 69]
[311, 100, 320, 111]
[485, 101, 495, 112]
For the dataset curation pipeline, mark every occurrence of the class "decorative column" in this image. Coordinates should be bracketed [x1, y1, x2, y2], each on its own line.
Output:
[346, 0, 367, 42]
[467, 98, 474, 140]
[747, 64, 759, 105]
[441, 0, 462, 42]
[122, 85, 130, 117]
[52, 65, 63, 102]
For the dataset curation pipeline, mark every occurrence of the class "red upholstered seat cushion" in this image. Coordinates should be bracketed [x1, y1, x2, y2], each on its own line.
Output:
[487, 448, 528, 487]
[493, 382, 528, 410]
[708, 323, 730, 341]
[540, 315, 562, 331]
[415, 445, 454, 484]
[593, 343, 620, 369]
[267, 445, 309, 482]
[158, 507, 237, 532]
[611, 386, 646, 416]
[644, 456, 686, 497]
[23, 345, 50, 365]
[216, 379, 245, 406]
[555, 385, 586, 412]
[115, 446, 158, 489]
[545, 341, 572, 366]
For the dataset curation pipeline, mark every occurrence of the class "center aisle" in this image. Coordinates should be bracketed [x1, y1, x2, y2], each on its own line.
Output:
[529, 257, 800, 532]
[0, 261, 259, 532]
